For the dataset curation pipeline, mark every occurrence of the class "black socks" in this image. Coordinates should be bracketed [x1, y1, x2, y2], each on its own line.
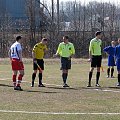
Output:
[96, 72, 100, 84]
[62, 73, 68, 84]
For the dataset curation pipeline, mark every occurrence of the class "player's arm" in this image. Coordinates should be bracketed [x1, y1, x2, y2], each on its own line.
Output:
[114, 47, 117, 62]
[70, 44, 75, 58]
[103, 46, 109, 55]
[8, 49, 12, 60]
[54, 44, 61, 57]
[89, 41, 93, 61]
[16, 44, 22, 62]
[18, 50, 22, 62]
[32, 45, 37, 63]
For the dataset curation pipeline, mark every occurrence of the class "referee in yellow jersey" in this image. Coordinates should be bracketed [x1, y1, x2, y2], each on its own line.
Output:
[87, 31, 102, 87]
[55, 36, 75, 87]
[31, 38, 48, 87]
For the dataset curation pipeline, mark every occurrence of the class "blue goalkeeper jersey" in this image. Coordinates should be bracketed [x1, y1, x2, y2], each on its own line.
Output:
[115, 45, 120, 59]
[103, 46, 115, 57]
[103, 46, 115, 66]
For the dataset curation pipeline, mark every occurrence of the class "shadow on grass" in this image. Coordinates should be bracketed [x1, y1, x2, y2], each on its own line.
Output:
[22, 89, 60, 93]
[0, 84, 13, 87]
[108, 86, 120, 89]
[46, 86, 79, 90]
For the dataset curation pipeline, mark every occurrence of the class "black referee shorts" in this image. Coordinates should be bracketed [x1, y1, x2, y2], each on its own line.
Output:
[91, 55, 102, 68]
[61, 57, 71, 70]
[33, 59, 44, 70]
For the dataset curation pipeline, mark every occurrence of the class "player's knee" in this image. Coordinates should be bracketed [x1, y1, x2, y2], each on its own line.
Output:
[33, 70, 37, 74]
[21, 72, 24, 76]
[90, 68, 94, 72]
[18, 74, 23, 80]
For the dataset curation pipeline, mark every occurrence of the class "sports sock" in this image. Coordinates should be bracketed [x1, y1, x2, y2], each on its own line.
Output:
[62, 73, 67, 84]
[118, 74, 120, 83]
[32, 73, 36, 85]
[39, 73, 42, 85]
[17, 74, 23, 87]
[107, 68, 110, 77]
[111, 68, 114, 77]
[96, 72, 100, 84]
[12, 75, 17, 87]
[88, 72, 93, 85]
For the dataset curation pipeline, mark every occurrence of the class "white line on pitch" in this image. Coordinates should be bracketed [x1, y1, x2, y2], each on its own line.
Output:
[0, 110, 120, 115]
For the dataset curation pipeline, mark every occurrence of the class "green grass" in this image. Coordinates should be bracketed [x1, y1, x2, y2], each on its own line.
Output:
[0, 58, 120, 120]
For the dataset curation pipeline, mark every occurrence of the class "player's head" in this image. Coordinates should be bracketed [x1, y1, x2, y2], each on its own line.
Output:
[111, 41, 115, 47]
[41, 38, 48, 45]
[16, 36, 22, 42]
[118, 38, 120, 44]
[63, 36, 69, 43]
[95, 31, 102, 39]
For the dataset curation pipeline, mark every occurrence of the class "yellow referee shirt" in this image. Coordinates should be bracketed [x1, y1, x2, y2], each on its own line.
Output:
[32, 42, 48, 59]
[57, 42, 75, 57]
[89, 38, 102, 56]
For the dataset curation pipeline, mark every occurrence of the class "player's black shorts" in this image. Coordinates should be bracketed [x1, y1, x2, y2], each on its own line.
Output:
[91, 55, 102, 67]
[33, 59, 44, 70]
[61, 57, 71, 70]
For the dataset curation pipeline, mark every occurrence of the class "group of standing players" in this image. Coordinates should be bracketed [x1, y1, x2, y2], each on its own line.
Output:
[88, 31, 120, 87]
[8, 35, 75, 90]
[8, 32, 120, 91]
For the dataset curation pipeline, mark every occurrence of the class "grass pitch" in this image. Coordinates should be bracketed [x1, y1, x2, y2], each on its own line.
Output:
[0, 58, 120, 120]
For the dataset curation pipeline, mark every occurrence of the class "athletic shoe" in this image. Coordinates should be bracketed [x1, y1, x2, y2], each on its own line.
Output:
[107, 75, 109, 78]
[95, 84, 101, 87]
[63, 84, 69, 87]
[31, 84, 34, 87]
[111, 76, 115, 78]
[14, 86, 23, 91]
[31, 81, 34, 87]
[38, 84, 45, 87]
[87, 84, 91, 87]
[117, 83, 120, 86]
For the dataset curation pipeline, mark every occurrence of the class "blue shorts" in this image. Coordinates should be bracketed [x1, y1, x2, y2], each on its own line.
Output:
[116, 59, 120, 71]
[108, 56, 115, 66]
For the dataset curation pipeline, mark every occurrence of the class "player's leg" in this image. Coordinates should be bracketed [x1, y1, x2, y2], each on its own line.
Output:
[11, 58, 18, 89]
[88, 67, 94, 87]
[38, 59, 45, 87]
[16, 61, 24, 90]
[12, 70, 18, 88]
[110, 57, 115, 78]
[16, 69, 24, 90]
[31, 60, 38, 87]
[87, 56, 96, 87]
[107, 57, 110, 78]
[107, 67, 110, 78]
[111, 66, 114, 78]
[63, 58, 71, 87]
[96, 67, 100, 87]
[116, 59, 120, 86]
[61, 57, 70, 87]
[117, 70, 120, 86]
[62, 69, 69, 87]
[96, 56, 102, 87]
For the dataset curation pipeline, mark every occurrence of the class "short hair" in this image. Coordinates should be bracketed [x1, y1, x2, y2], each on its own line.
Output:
[95, 31, 102, 36]
[16, 36, 22, 41]
[42, 38, 48, 41]
[63, 36, 69, 39]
